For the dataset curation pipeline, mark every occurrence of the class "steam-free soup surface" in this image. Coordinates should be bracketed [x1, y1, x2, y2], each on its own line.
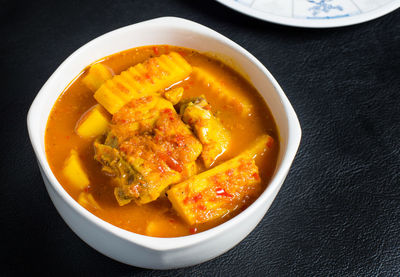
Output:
[45, 45, 279, 237]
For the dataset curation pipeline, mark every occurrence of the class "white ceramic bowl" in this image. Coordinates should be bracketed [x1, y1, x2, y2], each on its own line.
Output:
[27, 17, 301, 269]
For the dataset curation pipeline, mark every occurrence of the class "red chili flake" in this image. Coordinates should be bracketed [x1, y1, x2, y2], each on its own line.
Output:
[193, 193, 202, 203]
[162, 109, 173, 115]
[153, 46, 159, 55]
[252, 172, 260, 181]
[160, 109, 175, 121]
[216, 188, 233, 197]
[189, 227, 198, 234]
[169, 219, 176, 223]
[197, 204, 206, 210]
[183, 193, 202, 205]
[144, 73, 154, 84]
[203, 105, 212, 111]
[66, 135, 70, 140]
[84, 186, 90, 193]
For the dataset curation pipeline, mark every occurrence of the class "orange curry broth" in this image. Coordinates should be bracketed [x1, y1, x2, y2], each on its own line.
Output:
[45, 45, 279, 237]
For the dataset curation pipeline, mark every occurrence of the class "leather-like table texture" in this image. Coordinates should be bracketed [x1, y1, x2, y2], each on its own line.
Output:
[1, 0, 399, 276]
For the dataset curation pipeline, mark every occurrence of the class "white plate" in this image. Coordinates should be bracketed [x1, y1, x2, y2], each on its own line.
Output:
[215, 0, 400, 28]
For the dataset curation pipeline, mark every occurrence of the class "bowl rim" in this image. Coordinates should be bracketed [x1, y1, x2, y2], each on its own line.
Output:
[27, 16, 301, 252]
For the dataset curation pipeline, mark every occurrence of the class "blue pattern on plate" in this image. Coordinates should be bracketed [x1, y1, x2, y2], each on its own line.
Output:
[217, 0, 400, 27]
[308, 0, 343, 16]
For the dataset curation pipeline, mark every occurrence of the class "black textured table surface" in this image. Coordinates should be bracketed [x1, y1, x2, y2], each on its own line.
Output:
[1, 0, 399, 276]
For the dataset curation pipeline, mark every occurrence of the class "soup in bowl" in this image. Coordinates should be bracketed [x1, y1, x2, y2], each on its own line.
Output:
[27, 17, 301, 269]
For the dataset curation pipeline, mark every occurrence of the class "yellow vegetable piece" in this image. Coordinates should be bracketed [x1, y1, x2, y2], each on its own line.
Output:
[191, 66, 253, 116]
[154, 96, 176, 112]
[164, 87, 184, 105]
[94, 52, 192, 114]
[75, 104, 110, 139]
[168, 157, 260, 225]
[78, 192, 101, 210]
[167, 134, 273, 225]
[82, 63, 114, 92]
[62, 150, 90, 190]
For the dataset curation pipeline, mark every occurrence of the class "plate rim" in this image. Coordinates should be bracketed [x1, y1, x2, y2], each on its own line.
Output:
[215, 0, 400, 28]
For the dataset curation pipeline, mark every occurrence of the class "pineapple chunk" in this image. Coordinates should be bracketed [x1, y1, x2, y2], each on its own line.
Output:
[167, 135, 273, 225]
[191, 66, 253, 116]
[62, 150, 89, 190]
[168, 157, 260, 225]
[75, 104, 110, 139]
[82, 63, 114, 92]
[94, 52, 192, 114]
[78, 192, 101, 210]
[164, 87, 184, 105]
